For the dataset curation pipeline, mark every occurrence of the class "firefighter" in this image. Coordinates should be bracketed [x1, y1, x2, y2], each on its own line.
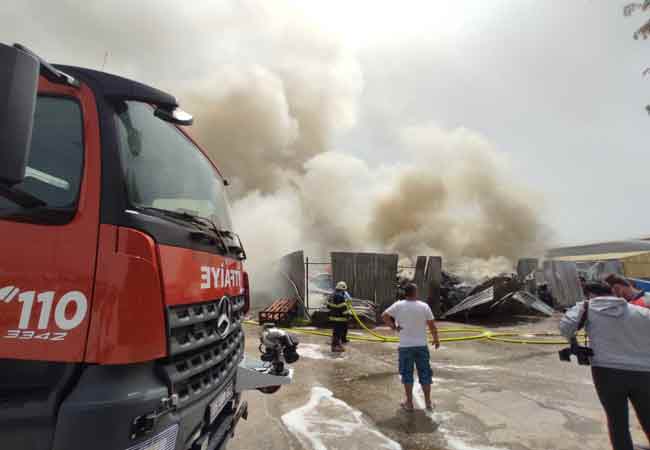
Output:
[328, 281, 352, 352]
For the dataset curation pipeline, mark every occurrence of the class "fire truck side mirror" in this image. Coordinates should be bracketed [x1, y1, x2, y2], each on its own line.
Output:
[0, 43, 39, 186]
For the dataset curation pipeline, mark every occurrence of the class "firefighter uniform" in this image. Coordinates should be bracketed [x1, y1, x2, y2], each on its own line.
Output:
[328, 286, 351, 352]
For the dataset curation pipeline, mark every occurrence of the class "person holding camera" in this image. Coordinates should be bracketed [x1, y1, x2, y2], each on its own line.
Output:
[560, 282, 650, 450]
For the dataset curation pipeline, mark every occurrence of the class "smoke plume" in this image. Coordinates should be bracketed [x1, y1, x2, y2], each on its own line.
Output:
[229, 124, 548, 284]
[369, 125, 548, 263]
[2, 0, 550, 291]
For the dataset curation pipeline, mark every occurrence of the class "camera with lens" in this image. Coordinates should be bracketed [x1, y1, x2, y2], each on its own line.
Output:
[259, 324, 299, 377]
[558, 337, 593, 366]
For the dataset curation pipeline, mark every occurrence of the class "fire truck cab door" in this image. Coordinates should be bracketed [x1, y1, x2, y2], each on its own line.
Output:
[0, 76, 101, 362]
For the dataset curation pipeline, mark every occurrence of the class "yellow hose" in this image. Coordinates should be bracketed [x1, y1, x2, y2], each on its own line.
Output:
[345, 302, 510, 343]
[245, 299, 577, 346]
[484, 331, 587, 345]
[346, 305, 395, 342]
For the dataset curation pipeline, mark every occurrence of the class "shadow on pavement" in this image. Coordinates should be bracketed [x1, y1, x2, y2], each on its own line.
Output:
[377, 409, 441, 434]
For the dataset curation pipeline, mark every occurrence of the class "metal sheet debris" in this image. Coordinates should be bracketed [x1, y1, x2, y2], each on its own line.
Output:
[511, 291, 554, 316]
[441, 286, 495, 319]
[272, 251, 561, 327]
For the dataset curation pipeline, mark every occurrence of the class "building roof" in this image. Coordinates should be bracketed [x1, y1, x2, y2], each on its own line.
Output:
[546, 240, 650, 258]
[551, 250, 650, 262]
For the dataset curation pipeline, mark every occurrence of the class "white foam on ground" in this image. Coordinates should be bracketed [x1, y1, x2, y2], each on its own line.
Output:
[298, 344, 328, 360]
[433, 363, 495, 371]
[413, 385, 508, 450]
[298, 344, 349, 361]
[282, 386, 402, 450]
[446, 438, 509, 450]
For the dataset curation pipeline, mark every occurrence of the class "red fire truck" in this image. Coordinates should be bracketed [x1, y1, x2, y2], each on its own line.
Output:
[0, 43, 292, 450]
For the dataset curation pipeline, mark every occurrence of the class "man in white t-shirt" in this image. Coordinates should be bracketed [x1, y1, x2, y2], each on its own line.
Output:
[382, 283, 440, 411]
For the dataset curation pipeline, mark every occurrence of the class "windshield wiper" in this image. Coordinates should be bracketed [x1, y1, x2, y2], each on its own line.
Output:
[138, 207, 246, 259]
[203, 218, 247, 261]
[139, 206, 212, 227]
[0, 184, 47, 208]
[204, 223, 246, 261]
[139, 207, 231, 253]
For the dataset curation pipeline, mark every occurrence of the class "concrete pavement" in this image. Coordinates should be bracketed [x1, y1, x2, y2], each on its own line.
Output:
[232, 317, 646, 450]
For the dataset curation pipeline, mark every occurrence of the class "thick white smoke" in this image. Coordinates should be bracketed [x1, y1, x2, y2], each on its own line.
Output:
[231, 124, 549, 289]
[2, 1, 549, 299]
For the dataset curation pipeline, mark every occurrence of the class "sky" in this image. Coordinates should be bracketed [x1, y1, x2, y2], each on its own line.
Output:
[323, 0, 650, 246]
[2, 0, 649, 251]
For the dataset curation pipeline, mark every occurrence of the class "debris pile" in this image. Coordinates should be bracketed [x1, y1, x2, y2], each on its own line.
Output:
[440, 271, 473, 312]
[308, 271, 553, 327]
[439, 273, 554, 320]
[272, 250, 562, 327]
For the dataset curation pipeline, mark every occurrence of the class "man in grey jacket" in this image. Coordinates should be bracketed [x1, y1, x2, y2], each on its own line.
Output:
[560, 282, 650, 450]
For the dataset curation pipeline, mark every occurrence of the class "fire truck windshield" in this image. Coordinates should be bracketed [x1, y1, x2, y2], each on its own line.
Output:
[115, 101, 233, 232]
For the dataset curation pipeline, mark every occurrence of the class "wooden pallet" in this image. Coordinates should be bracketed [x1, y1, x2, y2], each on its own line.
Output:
[258, 298, 298, 325]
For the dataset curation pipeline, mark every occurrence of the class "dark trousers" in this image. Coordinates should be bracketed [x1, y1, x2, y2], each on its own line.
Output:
[331, 321, 348, 346]
[592, 366, 650, 450]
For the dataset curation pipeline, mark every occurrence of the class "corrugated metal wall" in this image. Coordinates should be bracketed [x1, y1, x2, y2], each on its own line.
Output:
[517, 258, 539, 293]
[331, 251, 398, 314]
[279, 250, 306, 315]
[543, 260, 583, 308]
[551, 251, 650, 279]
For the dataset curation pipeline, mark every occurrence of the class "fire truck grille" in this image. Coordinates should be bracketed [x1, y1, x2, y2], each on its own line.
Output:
[160, 296, 246, 407]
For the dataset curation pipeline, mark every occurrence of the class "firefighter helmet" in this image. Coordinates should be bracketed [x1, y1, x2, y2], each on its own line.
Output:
[336, 281, 348, 291]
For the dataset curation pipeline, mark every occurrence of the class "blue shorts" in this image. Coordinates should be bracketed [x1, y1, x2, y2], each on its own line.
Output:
[398, 346, 433, 385]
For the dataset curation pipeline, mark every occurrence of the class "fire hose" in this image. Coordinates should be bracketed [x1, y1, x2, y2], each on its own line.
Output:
[346, 301, 583, 344]
[244, 300, 585, 345]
